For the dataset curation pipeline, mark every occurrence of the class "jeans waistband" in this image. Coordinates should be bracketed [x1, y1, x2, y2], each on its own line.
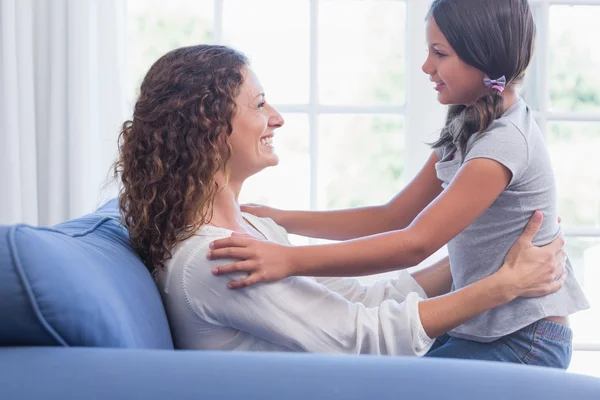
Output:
[521, 319, 573, 342]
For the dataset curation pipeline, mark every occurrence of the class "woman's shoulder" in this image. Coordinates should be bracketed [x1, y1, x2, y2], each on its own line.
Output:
[161, 227, 246, 292]
[156, 228, 233, 297]
[168, 227, 233, 268]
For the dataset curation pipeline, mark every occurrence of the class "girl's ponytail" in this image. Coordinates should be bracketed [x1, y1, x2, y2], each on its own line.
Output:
[433, 89, 505, 159]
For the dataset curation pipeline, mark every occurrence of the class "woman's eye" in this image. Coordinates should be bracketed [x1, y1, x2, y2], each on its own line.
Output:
[435, 51, 446, 58]
[257, 102, 266, 108]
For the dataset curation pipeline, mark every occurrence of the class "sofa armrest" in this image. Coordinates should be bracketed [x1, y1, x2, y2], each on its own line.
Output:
[1, 347, 599, 400]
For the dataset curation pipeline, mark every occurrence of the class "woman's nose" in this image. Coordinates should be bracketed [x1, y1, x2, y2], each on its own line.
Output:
[269, 106, 284, 128]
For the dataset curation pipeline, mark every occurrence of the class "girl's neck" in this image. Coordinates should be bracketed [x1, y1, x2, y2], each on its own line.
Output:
[501, 86, 519, 111]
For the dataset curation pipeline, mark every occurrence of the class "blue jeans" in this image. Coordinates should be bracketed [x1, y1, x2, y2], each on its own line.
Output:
[425, 320, 572, 369]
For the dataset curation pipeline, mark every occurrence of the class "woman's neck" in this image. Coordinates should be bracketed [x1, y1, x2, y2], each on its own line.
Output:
[207, 173, 246, 232]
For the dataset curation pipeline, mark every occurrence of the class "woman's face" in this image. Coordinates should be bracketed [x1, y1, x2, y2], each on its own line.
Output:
[226, 67, 284, 180]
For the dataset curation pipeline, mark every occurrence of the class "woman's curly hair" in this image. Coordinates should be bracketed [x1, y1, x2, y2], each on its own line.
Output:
[114, 45, 249, 272]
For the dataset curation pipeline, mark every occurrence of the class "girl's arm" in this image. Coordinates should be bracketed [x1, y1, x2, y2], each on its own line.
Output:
[287, 158, 512, 276]
[243, 152, 444, 240]
[209, 157, 511, 285]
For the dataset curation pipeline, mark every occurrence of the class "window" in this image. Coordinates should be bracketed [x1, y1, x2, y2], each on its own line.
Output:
[127, 0, 597, 375]
[126, 0, 445, 252]
[527, 0, 600, 376]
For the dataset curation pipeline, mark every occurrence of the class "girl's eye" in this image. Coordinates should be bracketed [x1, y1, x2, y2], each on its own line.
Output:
[435, 51, 446, 58]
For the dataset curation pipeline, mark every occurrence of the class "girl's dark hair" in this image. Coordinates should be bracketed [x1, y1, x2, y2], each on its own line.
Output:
[429, 0, 536, 159]
[113, 45, 249, 272]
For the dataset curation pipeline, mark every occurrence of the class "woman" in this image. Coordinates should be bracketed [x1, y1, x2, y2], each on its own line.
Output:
[114, 45, 565, 355]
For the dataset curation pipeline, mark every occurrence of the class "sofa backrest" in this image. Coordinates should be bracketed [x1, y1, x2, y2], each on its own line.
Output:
[0, 199, 174, 349]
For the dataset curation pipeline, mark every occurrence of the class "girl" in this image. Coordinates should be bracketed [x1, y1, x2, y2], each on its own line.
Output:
[208, 0, 589, 368]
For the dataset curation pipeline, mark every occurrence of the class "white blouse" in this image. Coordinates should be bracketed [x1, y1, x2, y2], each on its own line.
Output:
[156, 213, 434, 356]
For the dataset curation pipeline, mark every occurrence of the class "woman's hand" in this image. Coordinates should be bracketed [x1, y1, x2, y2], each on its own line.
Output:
[209, 233, 296, 289]
[496, 211, 566, 298]
[241, 203, 283, 222]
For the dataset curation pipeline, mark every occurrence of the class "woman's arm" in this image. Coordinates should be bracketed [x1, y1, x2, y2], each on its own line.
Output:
[410, 218, 564, 300]
[243, 152, 444, 240]
[410, 256, 453, 298]
[314, 258, 451, 308]
[313, 270, 429, 307]
[185, 239, 434, 356]
[184, 214, 564, 355]
[419, 211, 566, 338]
[419, 271, 516, 339]
[314, 212, 566, 339]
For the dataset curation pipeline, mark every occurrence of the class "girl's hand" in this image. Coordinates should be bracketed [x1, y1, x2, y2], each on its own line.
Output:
[241, 203, 282, 222]
[497, 211, 567, 298]
[208, 233, 295, 289]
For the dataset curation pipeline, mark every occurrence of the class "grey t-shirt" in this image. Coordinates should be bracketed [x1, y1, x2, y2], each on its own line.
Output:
[435, 98, 589, 342]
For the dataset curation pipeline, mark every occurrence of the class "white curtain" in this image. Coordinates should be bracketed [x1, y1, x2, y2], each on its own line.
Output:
[0, 0, 127, 226]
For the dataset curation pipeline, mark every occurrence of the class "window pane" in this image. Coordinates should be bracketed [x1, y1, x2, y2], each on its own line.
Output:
[319, 0, 406, 105]
[549, 6, 600, 112]
[567, 237, 600, 345]
[522, 4, 543, 111]
[569, 352, 600, 378]
[223, 0, 309, 105]
[127, 0, 213, 99]
[546, 123, 600, 229]
[318, 115, 405, 210]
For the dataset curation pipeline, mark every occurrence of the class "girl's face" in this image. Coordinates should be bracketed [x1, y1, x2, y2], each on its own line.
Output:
[421, 16, 487, 106]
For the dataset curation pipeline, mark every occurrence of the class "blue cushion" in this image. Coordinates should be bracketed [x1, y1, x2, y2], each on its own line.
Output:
[0, 199, 173, 349]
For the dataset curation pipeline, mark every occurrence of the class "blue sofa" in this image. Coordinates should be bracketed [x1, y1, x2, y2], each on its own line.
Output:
[1, 199, 599, 399]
